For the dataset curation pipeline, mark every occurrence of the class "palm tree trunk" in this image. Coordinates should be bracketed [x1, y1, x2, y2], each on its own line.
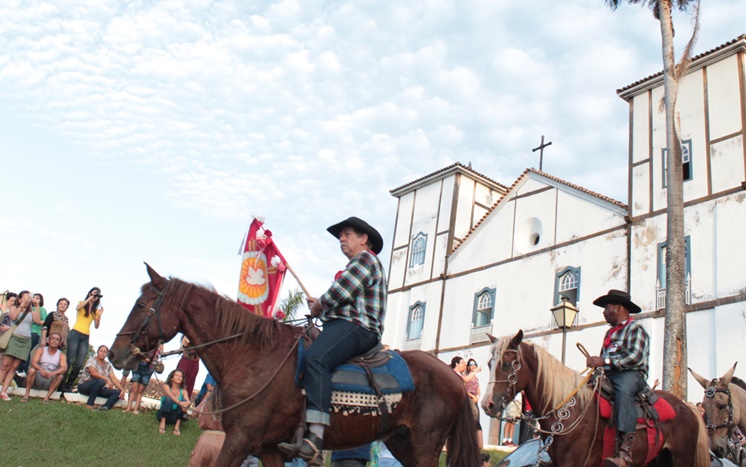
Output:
[658, 0, 688, 399]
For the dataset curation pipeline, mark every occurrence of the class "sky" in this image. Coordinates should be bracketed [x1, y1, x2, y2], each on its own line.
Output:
[1, 0, 744, 383]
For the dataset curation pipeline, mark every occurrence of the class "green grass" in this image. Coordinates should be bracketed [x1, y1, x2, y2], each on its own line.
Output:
[0, 396, 507, 466]
[0, 397, 199, 466]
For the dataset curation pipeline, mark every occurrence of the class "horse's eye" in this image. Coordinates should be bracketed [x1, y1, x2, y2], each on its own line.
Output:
[136, 301, 146, 308]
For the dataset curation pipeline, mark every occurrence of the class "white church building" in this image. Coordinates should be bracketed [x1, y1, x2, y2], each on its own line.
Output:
[381, 34, 746, 446]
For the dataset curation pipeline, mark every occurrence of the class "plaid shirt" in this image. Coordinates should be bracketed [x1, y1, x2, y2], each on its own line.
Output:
[600, 318, 650, 377]
[319, 250, 387, 336]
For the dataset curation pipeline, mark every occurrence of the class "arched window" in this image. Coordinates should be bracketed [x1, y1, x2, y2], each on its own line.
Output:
[554, 267, 581, 306]
[409, 233, 427, 267]
[472, 288, 496, 328]
[407, 302, 426, 340]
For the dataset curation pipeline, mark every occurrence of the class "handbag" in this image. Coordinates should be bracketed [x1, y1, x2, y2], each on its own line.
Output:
[0, 308, 31, 351]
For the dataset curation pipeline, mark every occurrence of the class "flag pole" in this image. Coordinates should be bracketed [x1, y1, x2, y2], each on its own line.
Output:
[284, 262, 312, 299]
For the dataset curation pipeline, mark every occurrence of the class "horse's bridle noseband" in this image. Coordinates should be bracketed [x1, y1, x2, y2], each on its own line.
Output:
[488, 348, 522, 409]
[704, 383, 735, 434]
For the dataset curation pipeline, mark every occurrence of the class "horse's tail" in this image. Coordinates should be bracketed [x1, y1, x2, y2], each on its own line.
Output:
[446, 396, 482, 467]
[685, 401, 710, 467]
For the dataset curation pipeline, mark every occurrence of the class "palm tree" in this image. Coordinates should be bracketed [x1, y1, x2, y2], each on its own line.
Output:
[604, 0, 699, 399]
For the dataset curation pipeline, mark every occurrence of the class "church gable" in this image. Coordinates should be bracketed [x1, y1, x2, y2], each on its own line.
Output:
[449, 170, 627, 274]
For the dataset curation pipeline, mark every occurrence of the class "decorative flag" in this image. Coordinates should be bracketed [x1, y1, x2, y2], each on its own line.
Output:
[237, 217, 288, 318]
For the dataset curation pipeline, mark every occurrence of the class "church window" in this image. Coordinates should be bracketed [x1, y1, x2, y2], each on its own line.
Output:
[662, 139, 693, 188]
[472, 288, 496, 328]
[406, 302, 426, 340]
[554, 267, 581, 306]
[409, 233, 427, 267]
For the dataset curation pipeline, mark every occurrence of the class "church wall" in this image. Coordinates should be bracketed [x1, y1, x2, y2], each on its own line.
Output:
[388, 244, 408, 290]
[713, 193, 746, 296]
[710, 135, 744, 193]
[437, 231, 627, 351]
[448, 199, 515, 273]
[437, 176, 455, 233]
[632, 164, 650, 217]
[554, 190, 626, 243]
[405, 181, 442, 286]
[455, 177, 476, 240]
[511, 187, 556, 257]
[677, 70, 709, 199]
[631, 93, 650, 166]
[392, 192, 414, 251]
[706, 54, 743, 140]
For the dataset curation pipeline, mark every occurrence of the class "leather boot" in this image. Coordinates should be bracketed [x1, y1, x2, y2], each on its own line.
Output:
[278, 432, 324, 466]
[604, 431, 635, 467]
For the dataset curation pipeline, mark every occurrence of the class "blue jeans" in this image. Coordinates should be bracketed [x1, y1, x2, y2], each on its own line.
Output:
[64, 329, 89, 386]
[303, 319, 379, 425]
[607, 370, 646, 433]
[78, 378, 121, 409]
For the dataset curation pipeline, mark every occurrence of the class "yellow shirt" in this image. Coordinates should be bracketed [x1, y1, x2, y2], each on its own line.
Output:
[72, 301, 103, 335]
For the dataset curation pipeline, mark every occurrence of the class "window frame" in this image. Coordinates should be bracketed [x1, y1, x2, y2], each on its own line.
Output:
[406, 301, 426, 340]
[409, 232, 428, 268]
[472, 287, 496, 328]
[661, 139, 693, 188]
[657, 236, 691, 289]
[553, 266, 581, 307]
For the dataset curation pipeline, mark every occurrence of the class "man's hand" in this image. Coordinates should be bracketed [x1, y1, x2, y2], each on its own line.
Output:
[307, 297, 322, 317]
[586, 356, 605, 368]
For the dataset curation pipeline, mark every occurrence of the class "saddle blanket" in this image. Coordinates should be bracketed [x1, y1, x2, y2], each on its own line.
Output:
[295, 346, 415, 396]
[597, 395, 676, 465]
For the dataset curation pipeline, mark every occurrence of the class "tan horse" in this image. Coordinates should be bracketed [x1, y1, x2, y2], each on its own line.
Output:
[690, 363, 746, 464]
[481, 330, 710, 466]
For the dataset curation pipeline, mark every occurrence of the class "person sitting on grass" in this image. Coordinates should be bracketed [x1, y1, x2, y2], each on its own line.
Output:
[77, 344, 125, 410]
[158, 369, 190, 436]
[22, 332, 67, 403]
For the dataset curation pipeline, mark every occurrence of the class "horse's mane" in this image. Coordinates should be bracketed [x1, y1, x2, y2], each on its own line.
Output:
[732, 376, 746, 392]
[155, 278, 286, 349]
[494, 336, 592, 414]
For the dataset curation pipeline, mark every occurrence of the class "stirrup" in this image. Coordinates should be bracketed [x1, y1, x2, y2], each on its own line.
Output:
[296, 433, 324, 466]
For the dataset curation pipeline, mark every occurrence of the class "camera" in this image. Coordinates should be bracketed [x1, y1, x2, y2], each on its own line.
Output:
[94, 293, 103, 298]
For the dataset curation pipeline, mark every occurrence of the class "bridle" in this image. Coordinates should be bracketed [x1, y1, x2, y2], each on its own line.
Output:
[704, 383, 735, 435]
[116, 282, 171, 358]
[488, 348, 522, 408]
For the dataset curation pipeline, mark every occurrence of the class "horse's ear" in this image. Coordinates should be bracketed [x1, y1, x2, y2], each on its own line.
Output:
[688, 367, 709, 389]
[720, 362, 738, 386]
[487, 334, 498, 344]
[144, 262, 166, 288]
[510, 329, 524, 348]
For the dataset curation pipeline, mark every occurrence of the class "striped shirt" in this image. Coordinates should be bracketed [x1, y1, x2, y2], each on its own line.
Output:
[318, 250, 387, 336]
[600, 318, 650, 377]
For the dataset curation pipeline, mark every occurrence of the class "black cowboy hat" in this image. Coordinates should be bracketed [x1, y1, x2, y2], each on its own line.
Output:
[327, 217, 384, 255]
[593, 289, 642, 314]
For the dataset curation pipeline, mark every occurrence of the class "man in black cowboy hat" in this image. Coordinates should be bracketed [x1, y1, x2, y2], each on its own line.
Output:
[278, 217, 387, 465]
[586, 290, 650, 467]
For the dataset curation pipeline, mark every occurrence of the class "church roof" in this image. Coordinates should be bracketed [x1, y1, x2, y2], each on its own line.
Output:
[389, 162, 508, 197]
[452, 168, 627, 253]
[617, 34, 746, 100]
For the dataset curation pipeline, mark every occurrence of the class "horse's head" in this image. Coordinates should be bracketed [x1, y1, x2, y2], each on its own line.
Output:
[481, 329, 530, 418]
[108, 263, 183, 370]
[689, 362, 738, 458]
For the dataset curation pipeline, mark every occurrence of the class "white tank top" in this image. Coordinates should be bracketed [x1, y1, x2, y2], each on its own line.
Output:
[13, 308, 34, 337]
[39, 347, 62, 368]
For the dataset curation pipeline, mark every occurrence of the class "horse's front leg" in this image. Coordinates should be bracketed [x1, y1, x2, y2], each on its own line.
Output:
[216, 430, 260, 467]
[258, 446, 289, 467]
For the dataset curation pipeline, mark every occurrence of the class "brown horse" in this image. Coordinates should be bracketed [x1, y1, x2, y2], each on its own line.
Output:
[689, 363, 746, 465]
[108, 264, 480, 467]
[481, 330, 710, 467]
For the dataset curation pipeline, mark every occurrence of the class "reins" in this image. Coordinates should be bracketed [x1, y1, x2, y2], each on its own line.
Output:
[184, 332, 305, 416]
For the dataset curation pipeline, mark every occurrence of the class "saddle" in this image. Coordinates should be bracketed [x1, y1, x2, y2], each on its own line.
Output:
[296, 325, 414, 414]
[593, 376, 676, 465]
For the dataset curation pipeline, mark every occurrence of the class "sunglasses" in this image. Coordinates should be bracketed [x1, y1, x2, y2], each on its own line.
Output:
[468, 363, 477, 366]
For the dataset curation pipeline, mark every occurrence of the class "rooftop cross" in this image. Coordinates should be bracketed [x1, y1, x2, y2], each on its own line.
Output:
[532, 135, 553, 171]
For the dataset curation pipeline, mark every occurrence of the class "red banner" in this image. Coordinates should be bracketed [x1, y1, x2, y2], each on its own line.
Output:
[237, 218, 287, 317]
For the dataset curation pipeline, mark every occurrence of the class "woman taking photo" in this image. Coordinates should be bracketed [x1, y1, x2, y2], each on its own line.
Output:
[0, 291, 40, 400]
[158, 369, 191, 436]
[61, 287, 103, 392]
